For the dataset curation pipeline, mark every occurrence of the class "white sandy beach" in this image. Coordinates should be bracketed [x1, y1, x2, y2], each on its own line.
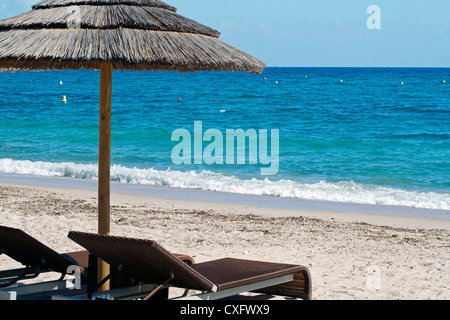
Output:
[0, 181, 449, 300]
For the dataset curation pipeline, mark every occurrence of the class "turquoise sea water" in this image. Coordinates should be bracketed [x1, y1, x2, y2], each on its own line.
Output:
[0, 68, 449, 212]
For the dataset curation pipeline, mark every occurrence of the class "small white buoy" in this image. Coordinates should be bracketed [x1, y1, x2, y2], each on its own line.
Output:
[220, 110, 227, 113]
[60, 81, 63, 85]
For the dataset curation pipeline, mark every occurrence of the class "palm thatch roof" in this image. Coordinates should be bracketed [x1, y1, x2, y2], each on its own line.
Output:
[0, 0, 265, 73]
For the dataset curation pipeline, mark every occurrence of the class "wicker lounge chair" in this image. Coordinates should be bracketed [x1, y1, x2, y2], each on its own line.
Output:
[0, 225, 89, 300]
[60, 231, 312, 300]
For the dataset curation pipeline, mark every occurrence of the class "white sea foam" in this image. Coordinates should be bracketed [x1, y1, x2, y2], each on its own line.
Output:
[0, 158, 449, 210]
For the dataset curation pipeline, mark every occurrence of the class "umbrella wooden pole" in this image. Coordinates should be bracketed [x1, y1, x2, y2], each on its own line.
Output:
[98, 63, 113, 291]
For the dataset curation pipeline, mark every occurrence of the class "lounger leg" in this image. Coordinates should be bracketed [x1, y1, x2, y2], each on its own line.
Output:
[142, 272, 174, 301]
[88, 264, 123, 299]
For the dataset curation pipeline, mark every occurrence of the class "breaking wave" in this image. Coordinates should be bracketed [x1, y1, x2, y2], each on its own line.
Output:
[0, 158, 448, 210]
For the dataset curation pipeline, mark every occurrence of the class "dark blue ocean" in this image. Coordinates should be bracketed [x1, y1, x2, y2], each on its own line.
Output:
[0, 67, 449, 211]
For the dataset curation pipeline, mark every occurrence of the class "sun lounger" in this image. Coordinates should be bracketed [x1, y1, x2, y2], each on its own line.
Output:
[0, 225, 197, 300]
[60, 231, 312, 300]
[0, 225, 89, 300]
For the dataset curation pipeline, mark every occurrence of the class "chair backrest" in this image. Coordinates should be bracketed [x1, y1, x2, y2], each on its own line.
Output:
[68, 231, 215, 292]
[0, 225, 80, 274]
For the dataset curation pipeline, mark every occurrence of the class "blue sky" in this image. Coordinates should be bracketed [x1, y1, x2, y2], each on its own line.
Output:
[1, 0, 450, 67]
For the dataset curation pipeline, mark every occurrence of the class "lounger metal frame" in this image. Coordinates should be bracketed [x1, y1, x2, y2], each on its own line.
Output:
[53, 274, 297, 300]
[1, 279, 78, 300]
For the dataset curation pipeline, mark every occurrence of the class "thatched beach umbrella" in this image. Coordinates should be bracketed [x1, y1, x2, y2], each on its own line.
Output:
[0, 0, 265, 289]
